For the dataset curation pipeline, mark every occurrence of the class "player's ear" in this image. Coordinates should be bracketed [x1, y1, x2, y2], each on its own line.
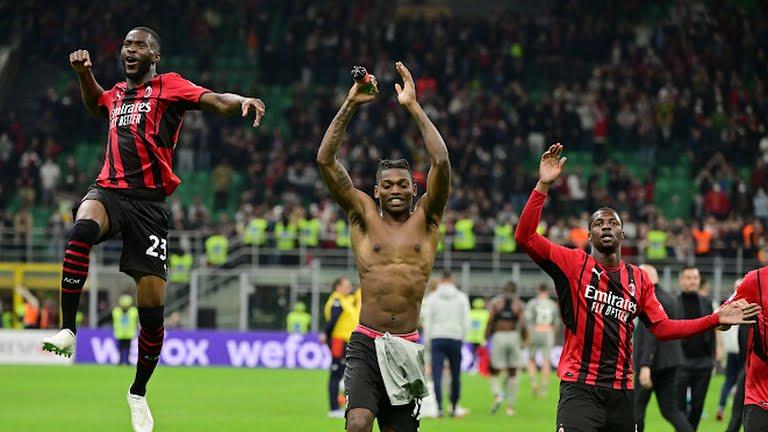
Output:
[374, 185, 380, 199]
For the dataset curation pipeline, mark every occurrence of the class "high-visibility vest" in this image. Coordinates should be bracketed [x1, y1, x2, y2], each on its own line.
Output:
[169, 253, 193, 283]
[467, 308, 490, 344]
[437, 223, 446, 252]
[335, 220, 351, 248]
[324, 291, 360, 341]
[453, 219, 475, 250]
[112, 306, 139, 340]
[299, 218, 321, 247]
[286, 311, 311, 334]
[1, 311, 11, 329]
[23, 303, 39, 328]
[646, 230, 668, 260]
[691, 228, 712, 255]
[275, 221, 297, 250]
[243, 218, 268, 246]
[494, 224, 516, 253]
[205, 235, 229, 265]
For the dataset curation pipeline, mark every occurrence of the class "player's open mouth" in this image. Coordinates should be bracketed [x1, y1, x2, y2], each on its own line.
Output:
[388, 197, 404, 205]
[125, 57, 139, 67]
[600, 234, 614, 240]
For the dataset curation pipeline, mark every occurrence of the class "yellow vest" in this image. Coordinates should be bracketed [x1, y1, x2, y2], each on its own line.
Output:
[169, 253, 193, 283]
[286, 311, 311, 333]
[647, 230, 668, 260]
[335, 220, 351, 248]
[112, 306, 138, 340]
[299, 218, 321, 247]
[437, 223, 446, 252]
[324, 291, 360, 341]
[494, 224, 516, 253]
[205, 235, 229, 265]
[275, 221, 297, 250]
[454, 219, 475, 250]
[467, 308, 490, 344]
[243, 218, 268, 245]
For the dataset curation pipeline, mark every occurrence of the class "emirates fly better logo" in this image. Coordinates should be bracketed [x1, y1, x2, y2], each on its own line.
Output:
[584, 284, 638, 323]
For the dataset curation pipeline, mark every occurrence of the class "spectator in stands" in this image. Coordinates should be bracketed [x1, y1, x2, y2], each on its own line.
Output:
[211, 158, 234, 211]
[39, 155, 61, 206]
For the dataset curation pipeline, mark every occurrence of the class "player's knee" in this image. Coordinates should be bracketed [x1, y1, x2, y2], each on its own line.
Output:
[138, 306, 164, 330]
[69, 219, 101, 245]
[345, 410, 373, 432]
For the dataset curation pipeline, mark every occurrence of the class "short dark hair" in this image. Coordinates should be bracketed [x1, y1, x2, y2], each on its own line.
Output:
[538, 283, 549, 293]
[680, 266, 699, 275]
[588, 207, 623, 229]
[130, 26, 161, 53]
[442, 270, 452, 280]
[503, 281, 517, 295]
[376, 159, 412, 182]
[332, 277, 347, 291]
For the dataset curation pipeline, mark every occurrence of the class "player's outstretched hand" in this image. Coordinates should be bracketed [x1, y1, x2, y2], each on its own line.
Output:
[715, 299, 762, 325]
[346, 75, 379, 106]
[394, 61, 417, 108]
[69, 49, 93, 73]
[241, 98, 266, 128]
[539, 143, 567, 185]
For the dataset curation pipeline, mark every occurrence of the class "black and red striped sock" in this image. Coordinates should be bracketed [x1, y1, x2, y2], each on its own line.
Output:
[131, 306, 165, 397]
[60, 219, 100, 333]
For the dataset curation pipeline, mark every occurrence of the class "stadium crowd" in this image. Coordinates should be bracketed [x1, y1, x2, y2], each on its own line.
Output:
[1, 0, 768, 261]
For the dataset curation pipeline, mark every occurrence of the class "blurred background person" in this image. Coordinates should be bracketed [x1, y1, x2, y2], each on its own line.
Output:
[112, 294, 138, 366]
[421, 271, 470, 418]
[486, 281, 526, 416]
[524, 283, 559, 398]
[633, 265, 692, 432]
[320, 277, 358, 418]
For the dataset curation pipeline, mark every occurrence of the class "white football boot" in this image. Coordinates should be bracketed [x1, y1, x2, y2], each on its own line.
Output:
[41, 329, 75, 358]
[127, 391, 154, 432]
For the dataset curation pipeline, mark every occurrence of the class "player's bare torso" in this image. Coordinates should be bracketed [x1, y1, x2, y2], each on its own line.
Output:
[351, 204, 439, 334]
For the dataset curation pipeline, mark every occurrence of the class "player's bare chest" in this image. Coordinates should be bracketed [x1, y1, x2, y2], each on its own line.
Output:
[353, 219, 436, 262]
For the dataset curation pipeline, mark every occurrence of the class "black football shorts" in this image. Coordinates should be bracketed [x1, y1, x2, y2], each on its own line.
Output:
[556, 381, 635, 432]
[75, 185, 170, 280]
[344, 332, 420, 431]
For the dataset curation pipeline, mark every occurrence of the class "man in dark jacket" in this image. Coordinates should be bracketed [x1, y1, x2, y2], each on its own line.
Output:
[677, 266, 717, 431]
[633, 265, 694, 432]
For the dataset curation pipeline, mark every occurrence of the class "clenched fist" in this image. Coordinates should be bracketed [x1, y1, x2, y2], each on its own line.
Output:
[70, 50, 93, 73]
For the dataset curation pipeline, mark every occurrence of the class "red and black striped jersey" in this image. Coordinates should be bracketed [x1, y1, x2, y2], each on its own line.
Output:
[515, 190, 720, 390]
[726, 268, 768, 408]
[96, 72, 210, 195]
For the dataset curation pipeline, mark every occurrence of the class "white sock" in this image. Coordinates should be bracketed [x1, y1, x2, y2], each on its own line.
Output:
[490, 375, 502, 398]
[506, 375, 520, 407]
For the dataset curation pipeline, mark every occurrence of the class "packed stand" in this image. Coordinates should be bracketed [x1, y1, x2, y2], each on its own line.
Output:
[0, 0, 767, 263]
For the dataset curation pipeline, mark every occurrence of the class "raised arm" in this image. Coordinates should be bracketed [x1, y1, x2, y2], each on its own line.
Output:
[394, 62, 450, 224]
[316, 76, 378, 215]
[70, 50, 106, 118]
[200, 92, 265, 127]
[514, 143, 567, 261]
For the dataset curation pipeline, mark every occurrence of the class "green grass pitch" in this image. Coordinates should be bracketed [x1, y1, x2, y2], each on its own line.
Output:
[0, 365, 734, 431]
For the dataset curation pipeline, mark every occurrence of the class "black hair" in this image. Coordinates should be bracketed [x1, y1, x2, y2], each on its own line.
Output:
[588, 207, 623, 229]
[376, 159, 412, 182]
[130, 26, 161, 53]
[680, 265, 699, 274]
[442, 270, 452, 280]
